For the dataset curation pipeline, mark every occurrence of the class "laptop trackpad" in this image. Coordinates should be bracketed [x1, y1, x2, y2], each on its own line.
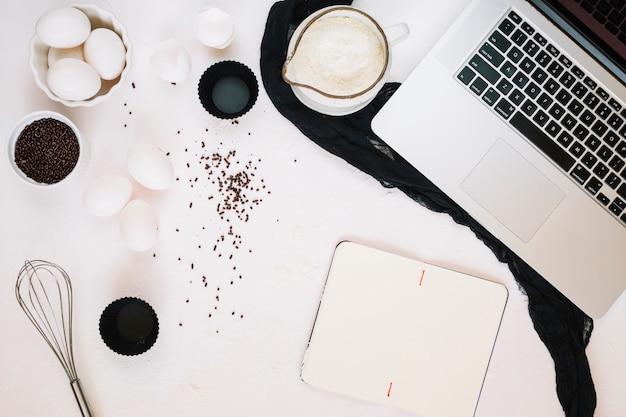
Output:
[461, 139, 565, 242]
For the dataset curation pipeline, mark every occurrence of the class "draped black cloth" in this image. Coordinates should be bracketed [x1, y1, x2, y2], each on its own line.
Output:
[259, 1, 596, 416]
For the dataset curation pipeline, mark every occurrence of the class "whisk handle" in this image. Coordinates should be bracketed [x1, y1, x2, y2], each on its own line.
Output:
[70, 379, 94, 417]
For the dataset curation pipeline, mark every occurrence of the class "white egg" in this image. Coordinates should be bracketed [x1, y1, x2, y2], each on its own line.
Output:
[83, 28, 126, 81]
[193, 7, 235, 49]
[83, 175, 133, 217]
[48, 45, 85, 66]
[126, 143, 174, 191]
[36, 6, 91, 49]
[149, 39, 191, 83]
[47, 58, 101, 101]
[119, 200, 159, 252]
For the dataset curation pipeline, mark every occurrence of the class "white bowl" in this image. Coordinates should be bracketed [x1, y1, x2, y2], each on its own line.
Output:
[7, 110, 88, 187]
[29, 4, 132, 107]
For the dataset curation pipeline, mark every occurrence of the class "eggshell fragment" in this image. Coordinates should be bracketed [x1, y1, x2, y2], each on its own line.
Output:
[84, 28, 126, 80]
[47, 58, 101, 101]
[83, 175, 133, 217]
[36, 6, 91, 48]
[149, 39, 191, 83]
[193, 7, 234, 49]
[126, 143, 174, 191]
[119, 199, 158, 252]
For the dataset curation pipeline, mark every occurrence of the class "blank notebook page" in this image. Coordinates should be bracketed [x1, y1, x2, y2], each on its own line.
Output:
[301, 241, 508, 417]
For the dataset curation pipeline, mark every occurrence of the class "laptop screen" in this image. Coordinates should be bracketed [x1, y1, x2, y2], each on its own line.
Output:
[529, 0, 626, 85]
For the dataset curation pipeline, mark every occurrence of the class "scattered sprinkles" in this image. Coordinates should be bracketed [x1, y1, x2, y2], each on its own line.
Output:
[161, 127, 270, 333]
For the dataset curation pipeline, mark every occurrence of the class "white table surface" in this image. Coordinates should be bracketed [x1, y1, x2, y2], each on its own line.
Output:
[0, 1, 624, 416]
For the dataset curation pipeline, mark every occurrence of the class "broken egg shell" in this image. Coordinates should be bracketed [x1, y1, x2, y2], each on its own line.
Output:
[193, 7, 234, 49]
[149, 39, 191, 83]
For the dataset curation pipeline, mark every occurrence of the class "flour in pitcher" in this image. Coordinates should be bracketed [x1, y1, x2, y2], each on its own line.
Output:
[293, 15, 386, 96]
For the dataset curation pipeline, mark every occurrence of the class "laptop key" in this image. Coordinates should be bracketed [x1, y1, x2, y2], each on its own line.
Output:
[571, 164, 591, 184]
[594, 162, 610, 178]
[511, 29, 528, 46]
[457, 66, 476, 85]
[547, 61, 564, 77]
[524, 83, 540, 98]
[520, 57, 536, 73]
[597, 192, 611, 205]
[606, 172, 621, 189]
[586, 177, 603, 195]
[533, 110, 549, 126]
[609, 155, 625, 172]
[609, 198, 626, 215]
[496, 79, 514, 94]
[559, 72, 576, 88]
[482, 87, 501, 106]
[595, 103, 611, 119]
[479, 43, 505, 66]
[616, 141, 626, 157]
[507, 11, 522, 25]
[495, 98, 515, 118]
[500, 61, 517, 78]
[521, 99, 538, 116]
[469, 55, 500, 84]
[470, 77, 488, 95]
[570, 141, 586, 158]
[510, 88, 526, 105]
[558, 131, 574, 147]
[507, 46, 523, 63]
[585, 135, 602, 151]
[561, 114, 577, 130]
[510, 112, 576, 171]
[582, 151, 599, 168]
[512, 72, 530, 88]
[531, 68, 548, 84]
[489, 30, 512, 52]
[556, 88, 572, 105]
[617, 183, 626, 200]
[499, 18, 515, 35]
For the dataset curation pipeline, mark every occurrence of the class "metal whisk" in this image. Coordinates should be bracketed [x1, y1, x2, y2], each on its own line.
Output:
[15, 260, 94, 417]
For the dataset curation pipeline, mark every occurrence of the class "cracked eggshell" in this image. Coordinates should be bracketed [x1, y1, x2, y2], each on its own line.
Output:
[149, 39, 191, 83]
[119, 199, 158, 252]
[193, 7, 234, 49]
[83, 175, 133, 217]
[126, 142, 174, 190]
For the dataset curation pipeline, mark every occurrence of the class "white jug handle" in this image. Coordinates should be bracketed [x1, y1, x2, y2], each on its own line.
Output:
[384, 22, 410, 47]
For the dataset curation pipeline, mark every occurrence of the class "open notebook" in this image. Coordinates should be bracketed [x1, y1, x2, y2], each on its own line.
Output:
[301, 241, 508, 417]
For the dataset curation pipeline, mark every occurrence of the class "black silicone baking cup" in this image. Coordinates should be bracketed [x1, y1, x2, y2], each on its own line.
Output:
[198, 60, 259, 119]
[99, 297, 159, 356]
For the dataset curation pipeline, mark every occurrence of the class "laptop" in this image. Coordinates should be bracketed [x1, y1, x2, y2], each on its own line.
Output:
[301, 241, 507, 417]
[371, 0, 626, 318]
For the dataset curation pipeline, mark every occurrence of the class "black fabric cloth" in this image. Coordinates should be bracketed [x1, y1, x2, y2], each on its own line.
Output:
[259, 1, 596, 416]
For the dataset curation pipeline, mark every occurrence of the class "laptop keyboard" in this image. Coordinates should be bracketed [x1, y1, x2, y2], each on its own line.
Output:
[456, 9, 626, 226]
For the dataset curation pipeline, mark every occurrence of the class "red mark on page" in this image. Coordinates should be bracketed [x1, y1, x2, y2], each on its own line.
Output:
[387, 382, 393, 397]
[419, 269, 425, 286]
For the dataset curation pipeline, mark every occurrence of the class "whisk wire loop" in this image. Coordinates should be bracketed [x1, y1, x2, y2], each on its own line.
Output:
[15, 260, 93, 417]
